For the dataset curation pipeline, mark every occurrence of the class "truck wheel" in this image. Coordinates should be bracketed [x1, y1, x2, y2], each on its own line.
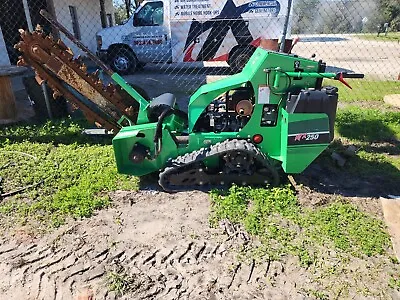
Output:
[109, 48, 138, 75]
[229, 47, 255, 73]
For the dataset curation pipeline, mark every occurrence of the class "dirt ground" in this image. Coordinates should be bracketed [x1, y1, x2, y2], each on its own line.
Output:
[0, 189, 309, 300]
[0, 164, 398, 300]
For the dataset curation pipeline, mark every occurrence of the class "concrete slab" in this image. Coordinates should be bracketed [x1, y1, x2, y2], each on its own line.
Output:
[381, 197, 400, 260]
[384, 94, 400, 108]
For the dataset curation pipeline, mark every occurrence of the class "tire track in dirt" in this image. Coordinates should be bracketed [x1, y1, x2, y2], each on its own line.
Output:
[0, 191, 305, 299]
[0, 235, 284, 299]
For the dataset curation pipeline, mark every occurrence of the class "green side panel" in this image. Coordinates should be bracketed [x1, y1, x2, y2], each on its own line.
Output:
[112, 123, 178, 176]
[281, 109, 330, 173]
[239, 104, 283, 158]
[284, 145, 327, 173]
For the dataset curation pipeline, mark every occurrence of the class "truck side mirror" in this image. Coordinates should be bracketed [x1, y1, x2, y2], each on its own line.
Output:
[133, 14, 138, 26]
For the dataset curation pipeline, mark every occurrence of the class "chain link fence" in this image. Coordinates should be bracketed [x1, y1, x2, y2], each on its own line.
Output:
[0, 0, 399, 118]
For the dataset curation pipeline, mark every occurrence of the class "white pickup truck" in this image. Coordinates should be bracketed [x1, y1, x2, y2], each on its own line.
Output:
[96, 0, 289, 74]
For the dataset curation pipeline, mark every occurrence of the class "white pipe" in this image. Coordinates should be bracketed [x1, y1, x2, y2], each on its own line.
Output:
[22, 0, 34, 32]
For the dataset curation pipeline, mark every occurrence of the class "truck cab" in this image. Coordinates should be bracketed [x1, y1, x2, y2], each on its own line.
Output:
[97, 0, 172, 74]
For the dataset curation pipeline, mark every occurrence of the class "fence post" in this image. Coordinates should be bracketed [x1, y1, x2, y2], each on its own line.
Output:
[22, 0, 53, 119]
[279, 0, 293, 52]
[22, 0, 33, 31]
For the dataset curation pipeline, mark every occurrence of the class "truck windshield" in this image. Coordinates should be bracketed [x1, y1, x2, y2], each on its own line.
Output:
[134, 1, 163, 26]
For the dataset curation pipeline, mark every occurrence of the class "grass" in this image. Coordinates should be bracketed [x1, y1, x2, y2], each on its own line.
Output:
[107, 264, 153, 297]
[334, 106, 400, 184]
[336, 106, 400, 142]
[107, 268, 139, 297]
[0, 120, 138, 229]
[210, 185, 396, 297]
[353, 32, 400, 42]
[324, 79, 400, 102]
[211, 185, 390, 258]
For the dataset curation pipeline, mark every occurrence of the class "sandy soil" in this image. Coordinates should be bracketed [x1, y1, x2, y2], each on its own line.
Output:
[0, 190, 311, 300]
[0, 165, 398, 300]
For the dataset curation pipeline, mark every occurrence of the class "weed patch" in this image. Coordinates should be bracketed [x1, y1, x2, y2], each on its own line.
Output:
[0, 119, 111, 145]
[107, 269, 138, 297]
[210, 185, 395, 296]
[336, 106, 400, 142]
[330, 107, 400, 186]
[211, 185, 390, 257]
[303, 202, 390, 256]
[0, 121, 138, 230]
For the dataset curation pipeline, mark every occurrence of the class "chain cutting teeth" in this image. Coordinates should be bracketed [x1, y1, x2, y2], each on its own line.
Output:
[56, 39, 67, 49]
[14, 27, 138, 130]
[17, 57, 26, 66]
[53, 90, 62, 98]
[79, 64, 88, 73]
[106, 84, 116, 94]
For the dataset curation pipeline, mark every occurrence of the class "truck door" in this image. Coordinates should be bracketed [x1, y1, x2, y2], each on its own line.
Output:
[130, 1, 171, 63]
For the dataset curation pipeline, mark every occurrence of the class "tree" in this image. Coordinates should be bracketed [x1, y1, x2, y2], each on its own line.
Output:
[113, 0, 144, 24]
[114, 4, 128, 25]
[292, 0, 321, 34]
[365, 0, 399, 32]
[322, 0, 354, 34]
[380, 0, 400, 31]
[113, 0, 140, 24]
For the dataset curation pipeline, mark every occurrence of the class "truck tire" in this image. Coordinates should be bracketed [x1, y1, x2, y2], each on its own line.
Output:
[109, 47, 138, 75]
[228, 47, 255, 73]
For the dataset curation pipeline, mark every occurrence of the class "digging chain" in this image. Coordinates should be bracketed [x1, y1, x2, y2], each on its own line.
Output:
[14, 29, 137, 131]
[159, 139, 280, 192]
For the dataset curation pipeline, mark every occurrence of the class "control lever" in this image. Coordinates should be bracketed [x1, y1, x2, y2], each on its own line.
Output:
[335, 72, 365, 89]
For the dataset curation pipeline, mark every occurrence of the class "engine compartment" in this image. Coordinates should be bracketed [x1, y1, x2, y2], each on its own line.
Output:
[193, 87, 254, 133]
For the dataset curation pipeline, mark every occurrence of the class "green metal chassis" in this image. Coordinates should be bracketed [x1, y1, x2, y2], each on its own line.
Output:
[112, 48, 336, 177]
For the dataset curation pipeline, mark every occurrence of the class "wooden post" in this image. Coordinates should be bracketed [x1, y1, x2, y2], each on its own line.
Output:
[0, 76, 17, 119]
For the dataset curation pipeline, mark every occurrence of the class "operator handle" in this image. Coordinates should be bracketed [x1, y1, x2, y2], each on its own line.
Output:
[335, 72, 364, 79]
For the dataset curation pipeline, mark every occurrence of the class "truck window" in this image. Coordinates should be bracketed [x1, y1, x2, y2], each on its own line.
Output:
[134, 1, 163, 26]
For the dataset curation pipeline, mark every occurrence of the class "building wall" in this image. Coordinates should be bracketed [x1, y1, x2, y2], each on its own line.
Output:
[0, 25, 11, 66]
[52, 0, 114, 55]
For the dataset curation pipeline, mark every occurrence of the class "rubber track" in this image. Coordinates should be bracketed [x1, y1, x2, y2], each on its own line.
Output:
[159, 139, 279, 192]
